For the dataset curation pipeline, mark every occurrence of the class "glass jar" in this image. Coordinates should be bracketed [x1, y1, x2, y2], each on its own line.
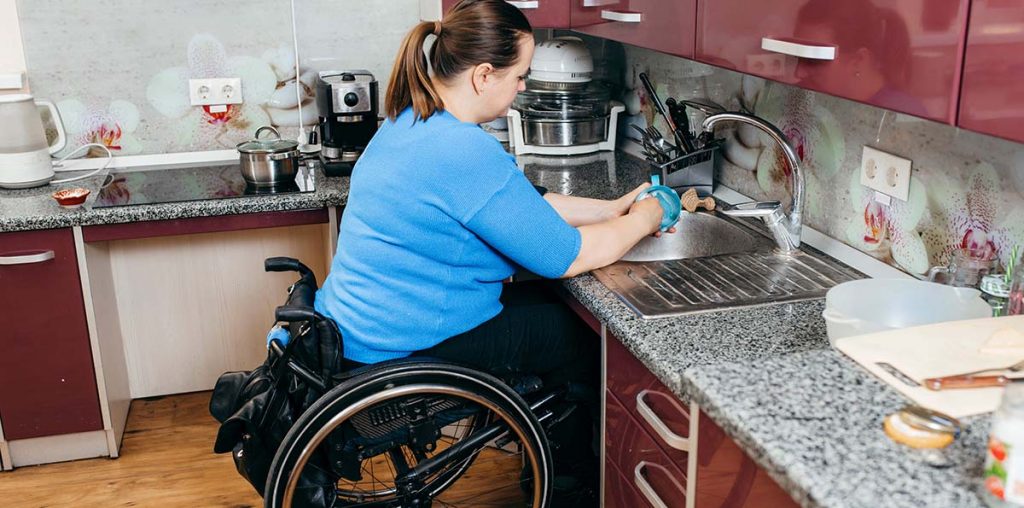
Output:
[1009, 262, 1024, 316]
[982, 274, 1012, 317]
[983, 384, 1024, 506]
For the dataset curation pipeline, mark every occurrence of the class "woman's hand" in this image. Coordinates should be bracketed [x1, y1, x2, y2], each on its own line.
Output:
[629, 196, 666, 236]
[628, 193, 677, 238]
[606, 183, 652, 219]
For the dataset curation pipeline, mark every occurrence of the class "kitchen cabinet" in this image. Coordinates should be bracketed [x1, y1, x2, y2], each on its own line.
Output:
[604, 331, 798, 507]
[958, 0, 1024, 144]
[570, 0, 697, 58]
[441, 0, 571, 28]
[694, 0, 969, 123]
[0, 228, 102, 440]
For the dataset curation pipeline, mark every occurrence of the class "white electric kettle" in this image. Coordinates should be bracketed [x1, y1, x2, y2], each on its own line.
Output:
[0, 94, 66, 189]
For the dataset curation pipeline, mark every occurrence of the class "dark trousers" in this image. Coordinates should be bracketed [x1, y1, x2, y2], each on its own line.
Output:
[412, 281, 600, 482]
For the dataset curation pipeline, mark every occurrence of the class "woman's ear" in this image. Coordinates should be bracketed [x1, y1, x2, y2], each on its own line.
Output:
[471, 63, 496, 95]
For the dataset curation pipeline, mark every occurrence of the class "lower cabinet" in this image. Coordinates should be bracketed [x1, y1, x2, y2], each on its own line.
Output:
[604, 330, 798, 508]
[0, 228, 103, 440]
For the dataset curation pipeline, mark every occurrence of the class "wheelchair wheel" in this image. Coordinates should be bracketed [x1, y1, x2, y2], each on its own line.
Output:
[264, 361, 553, 508]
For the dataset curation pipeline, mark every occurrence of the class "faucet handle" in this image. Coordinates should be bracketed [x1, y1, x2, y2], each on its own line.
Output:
[720, 201, 782, 218]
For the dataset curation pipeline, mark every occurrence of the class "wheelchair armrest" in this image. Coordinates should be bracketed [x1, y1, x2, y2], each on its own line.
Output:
[265, 257, 314, 278]
[275, 305, 317, 323]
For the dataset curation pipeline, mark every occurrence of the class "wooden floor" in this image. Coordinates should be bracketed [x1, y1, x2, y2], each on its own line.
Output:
[0, 392, 529, 507]
[0, 392, 262, 508]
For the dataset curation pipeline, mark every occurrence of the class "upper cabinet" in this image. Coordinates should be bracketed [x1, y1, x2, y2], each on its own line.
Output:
[958, 0, 1024, 144]
[694, 0, 970, 124]
[442, 0, 571, 28]
[570, 0, 697, 58]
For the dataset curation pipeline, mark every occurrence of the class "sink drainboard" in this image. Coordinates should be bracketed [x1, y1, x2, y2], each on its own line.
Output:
[593, 250, 862, 318]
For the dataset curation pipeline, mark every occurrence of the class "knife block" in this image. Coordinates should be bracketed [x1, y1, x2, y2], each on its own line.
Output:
[648, 139, 722, 197]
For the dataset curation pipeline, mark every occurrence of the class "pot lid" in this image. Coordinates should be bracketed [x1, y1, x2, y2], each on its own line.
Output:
[237, 126, 299, 154]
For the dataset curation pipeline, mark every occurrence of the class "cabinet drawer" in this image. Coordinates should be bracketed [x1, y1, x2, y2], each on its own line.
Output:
[442, 0, 570, 28]
[605, 454, 648, 508]
[958, 0, 1024, 143]
[606, 332, 691, 467]
[570, 0, 696, 58]
[0, 228, 102, 440]
[695, 0, 968, 123]
[606, 392, 687, 507]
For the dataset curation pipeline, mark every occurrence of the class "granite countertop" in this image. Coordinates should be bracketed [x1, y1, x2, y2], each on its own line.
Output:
[682, 350, 990, 508]
[1, 148, 987, 506]
[0, 164, 349, 233]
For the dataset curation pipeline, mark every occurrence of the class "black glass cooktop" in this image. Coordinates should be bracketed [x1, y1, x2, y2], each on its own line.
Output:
[93, 162, 315, 208]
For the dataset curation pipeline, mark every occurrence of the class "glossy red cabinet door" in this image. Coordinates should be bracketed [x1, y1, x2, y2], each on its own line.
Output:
[695, 0, 969, 123]
[0, 228, 102, 440]
[958, 0, 1024, 143]
[606, 392, 688, 507]
[442, 0, 570, 28]
[607, 332, 691, 468]
[693, 412, 798, 508]
[570, 0, 697, 58]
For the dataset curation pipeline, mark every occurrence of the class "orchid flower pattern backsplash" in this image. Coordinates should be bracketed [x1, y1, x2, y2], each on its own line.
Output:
[16, 0, 420, 158]
[622, 45, 1024, 277]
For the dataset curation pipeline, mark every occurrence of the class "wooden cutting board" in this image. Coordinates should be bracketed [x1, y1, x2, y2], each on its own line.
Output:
[835, 315, 1024, 418]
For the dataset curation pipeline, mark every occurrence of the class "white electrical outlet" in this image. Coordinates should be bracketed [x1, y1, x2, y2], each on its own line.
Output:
[188, 78, 243, 106]
[860, 146, 911, 201]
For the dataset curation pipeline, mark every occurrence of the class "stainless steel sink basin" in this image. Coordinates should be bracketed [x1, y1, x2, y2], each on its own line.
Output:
[594, 211, 863, 318]
[620, 212, 761, 262]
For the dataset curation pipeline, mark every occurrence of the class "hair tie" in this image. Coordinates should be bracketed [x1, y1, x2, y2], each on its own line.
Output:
[433, 21, 442, 36]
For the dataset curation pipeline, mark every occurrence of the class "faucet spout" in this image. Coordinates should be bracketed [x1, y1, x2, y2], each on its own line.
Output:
[701, 112, 805, 253]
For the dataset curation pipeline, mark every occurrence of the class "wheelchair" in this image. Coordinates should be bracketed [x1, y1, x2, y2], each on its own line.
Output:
[210, 257, 583, 508]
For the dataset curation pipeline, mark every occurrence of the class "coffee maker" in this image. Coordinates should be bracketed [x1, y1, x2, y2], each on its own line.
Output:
[314, 70, 379, 176]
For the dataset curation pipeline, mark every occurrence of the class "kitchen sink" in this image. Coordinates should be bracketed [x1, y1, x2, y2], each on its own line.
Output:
[620, 212, 761, 262]
[594, 211, 862, 318]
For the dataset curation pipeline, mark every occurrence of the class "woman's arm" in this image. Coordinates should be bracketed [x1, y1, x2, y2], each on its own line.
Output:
[560, 197, 664, 278]
[544, 183, 650, 227]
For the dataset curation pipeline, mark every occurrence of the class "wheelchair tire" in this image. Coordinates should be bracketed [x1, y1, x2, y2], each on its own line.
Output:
[264, 360, 553, 508]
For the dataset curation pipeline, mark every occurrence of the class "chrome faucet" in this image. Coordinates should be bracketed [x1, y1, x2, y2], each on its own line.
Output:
[700, 112, 805, 254]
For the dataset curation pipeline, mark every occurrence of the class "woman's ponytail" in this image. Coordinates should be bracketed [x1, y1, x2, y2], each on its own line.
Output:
[384, 0, 532, 121]
[385, 21, 444, 121]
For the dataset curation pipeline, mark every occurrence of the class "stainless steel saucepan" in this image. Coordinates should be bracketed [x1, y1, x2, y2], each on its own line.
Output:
[236, 126, 300, 187]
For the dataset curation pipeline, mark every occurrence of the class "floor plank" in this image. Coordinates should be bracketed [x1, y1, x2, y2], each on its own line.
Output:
[0, 392, 262, 508]
[0, 391, 529, 507]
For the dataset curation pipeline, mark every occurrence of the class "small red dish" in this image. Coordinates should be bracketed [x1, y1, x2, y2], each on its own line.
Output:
[52, 187, 91, 209]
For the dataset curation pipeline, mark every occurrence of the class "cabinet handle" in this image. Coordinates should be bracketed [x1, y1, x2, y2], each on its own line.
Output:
[600, 9, 642, 23]
[0, 250, 55, 266]
[582, 0, 617, 6]
[761, 37, 836, 60]
[634, 462, 672, 508]
[507, 0, 539, 8]
[636, 389, 690, 451]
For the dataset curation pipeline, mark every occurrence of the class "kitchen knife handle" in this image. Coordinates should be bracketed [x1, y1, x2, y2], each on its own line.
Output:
[924, 375, 1009, 391]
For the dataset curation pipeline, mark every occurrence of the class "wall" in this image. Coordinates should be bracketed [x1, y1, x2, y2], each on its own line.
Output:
[14, 0, 420, 157]
[0, 0, 28, 94]
[622, 45, 1024, 276]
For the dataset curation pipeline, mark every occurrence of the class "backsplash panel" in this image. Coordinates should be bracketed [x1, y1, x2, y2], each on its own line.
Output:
[17, 0, 419, 157]
[622, 45, 1024, 276]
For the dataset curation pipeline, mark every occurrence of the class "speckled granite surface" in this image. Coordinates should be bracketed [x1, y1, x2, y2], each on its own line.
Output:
[0, 165, 349, 233]
[682, 350, 990, 508]
[0, 151, 642, 234]
[3, 148, 978, 506]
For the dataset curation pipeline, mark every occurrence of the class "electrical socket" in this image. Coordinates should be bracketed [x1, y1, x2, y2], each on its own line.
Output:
[188, 78, 243, 106]
[860, 146, 911, 201]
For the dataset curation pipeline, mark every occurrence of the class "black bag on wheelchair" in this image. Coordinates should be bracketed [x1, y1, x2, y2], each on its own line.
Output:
[208, 257, 344, 499]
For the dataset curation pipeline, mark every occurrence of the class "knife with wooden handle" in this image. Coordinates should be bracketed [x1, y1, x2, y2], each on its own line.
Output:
[924, 374, 1017, 391]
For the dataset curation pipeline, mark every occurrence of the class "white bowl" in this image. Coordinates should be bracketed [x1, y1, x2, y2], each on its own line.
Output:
[823, 278, 993, 346]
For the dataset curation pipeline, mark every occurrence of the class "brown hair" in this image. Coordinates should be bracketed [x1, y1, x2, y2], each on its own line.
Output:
[385, 0, 532, 121]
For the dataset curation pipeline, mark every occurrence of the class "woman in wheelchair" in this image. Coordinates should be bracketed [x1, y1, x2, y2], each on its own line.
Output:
[211, 1, 670, 506]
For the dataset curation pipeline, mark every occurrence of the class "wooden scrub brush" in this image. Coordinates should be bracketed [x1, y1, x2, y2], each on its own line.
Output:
[680, 188, 716, 213]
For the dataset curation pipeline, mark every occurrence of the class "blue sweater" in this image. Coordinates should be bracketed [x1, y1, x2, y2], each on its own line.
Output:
[314, 108, 582, 364]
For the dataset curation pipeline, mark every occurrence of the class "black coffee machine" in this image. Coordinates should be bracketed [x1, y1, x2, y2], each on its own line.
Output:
[314, 70, 379, 176]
